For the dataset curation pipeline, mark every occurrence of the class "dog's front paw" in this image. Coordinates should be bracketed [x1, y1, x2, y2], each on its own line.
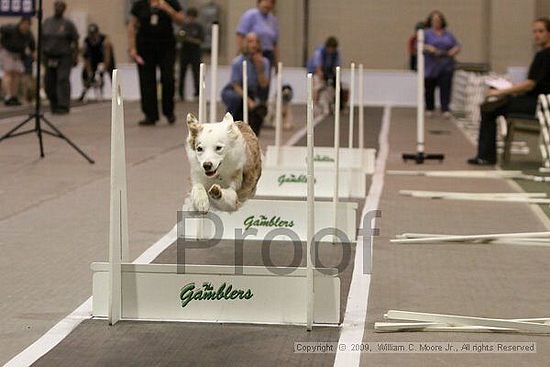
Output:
[193, 189, 210, 213]
[208, 184, 222, 200]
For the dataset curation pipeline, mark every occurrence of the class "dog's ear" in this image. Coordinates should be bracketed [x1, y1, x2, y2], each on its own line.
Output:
[186, 113, 202, 149]
[222, 112, 239, 138]
[187, 113, 200, 126]
[222, 112, 234, 125]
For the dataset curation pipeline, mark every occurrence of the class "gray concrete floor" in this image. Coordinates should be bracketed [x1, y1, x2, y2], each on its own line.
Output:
[2, 104, 549, 367]
[0, 101, 305, 365]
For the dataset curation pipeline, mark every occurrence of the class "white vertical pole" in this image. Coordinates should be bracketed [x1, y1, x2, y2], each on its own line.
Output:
[243, 60, 248, 123]
[333, 66, 341, 232]
[198, 63, 205, 123]
[417, 29, 425, 154]
[275, 62, 283, 165]
[108, 69, 128, 325]
[348, 63, 355, 149]
[209, 24, 219, 123]
[306, 73, 315, 331]
[358, 64, 365, 151]
[197, 63, 205, 240]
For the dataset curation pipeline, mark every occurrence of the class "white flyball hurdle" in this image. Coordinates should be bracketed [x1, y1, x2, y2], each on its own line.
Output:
[92, 70, 344, 328]
[259, 66, 372, 199]
[264, 64, 376, 175]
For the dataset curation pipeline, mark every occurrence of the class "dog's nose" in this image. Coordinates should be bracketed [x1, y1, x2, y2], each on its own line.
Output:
[203, 162, 213, 171]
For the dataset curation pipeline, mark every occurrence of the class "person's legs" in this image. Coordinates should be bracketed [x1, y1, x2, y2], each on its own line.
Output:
[190, 52, 201, 97]
[137, 48, 159, 122]
[424, 77, 436, 111]
[221, 86, 243, 121]
[2, 71, 13, 101]
[178, 55, 189, 100]
[159, 46, 176, 120]
[438, 71, 453, 112]
[55, 55, 73, 111]
[472, 96, 537, 163]
[44, 62, 58, 111]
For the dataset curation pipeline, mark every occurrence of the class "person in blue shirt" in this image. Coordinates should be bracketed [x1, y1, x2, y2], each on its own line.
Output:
[236, 0, 278, 102]
[221, 33, 270, 136]
[307, 36, 341, 106]
[236, 0, 278, 68]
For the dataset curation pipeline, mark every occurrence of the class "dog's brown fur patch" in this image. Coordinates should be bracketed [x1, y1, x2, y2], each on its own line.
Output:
[235, 121, 262, 202]
[187, 123, 203, 150]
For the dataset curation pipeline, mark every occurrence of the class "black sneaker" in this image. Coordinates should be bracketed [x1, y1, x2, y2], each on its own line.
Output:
[138, 118, 157, 126]
[4, 97, 21, 106]
[166, 115, 176, 124]
[467, 157, 496, 166]
[52, 107, 70, 115]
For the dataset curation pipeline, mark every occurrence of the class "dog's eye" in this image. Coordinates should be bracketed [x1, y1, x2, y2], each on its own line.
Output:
[216, 146, 223, 152]
[196, 146, 203, 152]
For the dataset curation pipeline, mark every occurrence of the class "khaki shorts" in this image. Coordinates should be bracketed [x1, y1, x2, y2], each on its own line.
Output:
[0, 48, 24, 73]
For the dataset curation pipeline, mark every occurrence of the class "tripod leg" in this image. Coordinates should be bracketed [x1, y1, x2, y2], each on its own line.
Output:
[0, 115, 34, 142]
[35, 114, 45, 158]
[41, 116, 95, 164]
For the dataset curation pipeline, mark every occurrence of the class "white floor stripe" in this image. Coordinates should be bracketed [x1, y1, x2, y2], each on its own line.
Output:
[3, 226, 178, 367]
[285, 111, 328, 147]
[334, 105, 391, 367]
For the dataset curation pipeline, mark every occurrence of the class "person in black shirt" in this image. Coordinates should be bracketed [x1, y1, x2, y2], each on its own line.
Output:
[468, 18, 550, 165]
[128, 0, 184, 126]
[42, 1, 79, 114]
[177, 7, 204, 101]
[79, 23, 115, 100]
[0, 17, 35, 106]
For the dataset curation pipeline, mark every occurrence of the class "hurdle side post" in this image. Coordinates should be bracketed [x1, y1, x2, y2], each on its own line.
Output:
[306, 73, 315, 331]
[416, 30, 425, 154]
[108, 69, 129, 325]
[243, 60, 248, 123]
[199, 63, 205, 123]
[209, 24, 219, 122]
[348, 62, 355, 149]
[275, 62, 283, 165]
[333, 66, 341, 233]
[197, 63, 206, 239]
[358, 64, 365, 152]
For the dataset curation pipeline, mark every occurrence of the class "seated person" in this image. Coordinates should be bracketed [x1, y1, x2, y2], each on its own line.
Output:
[79, 23, 115, 100]
[221, 32, 269, 136]
[307, 36, 341, 110]
[468, 17, 550, 165]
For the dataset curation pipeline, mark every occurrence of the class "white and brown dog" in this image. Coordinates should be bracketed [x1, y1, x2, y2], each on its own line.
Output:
[184, 112, 262, 212]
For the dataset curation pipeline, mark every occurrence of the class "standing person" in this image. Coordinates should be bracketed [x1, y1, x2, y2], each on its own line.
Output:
[236, 0, 278, 102]
[79, 23, 115, 100]
[468, 18, 550, 166]
[0, 17, 35, 106]
[221, 33, 269, 136]
[178, 7, 204, 101]
[42, 1, 79, 114]
[423, 10, 460, 118]
[128, 0, 185, 126]
[407, 21, 424, 71]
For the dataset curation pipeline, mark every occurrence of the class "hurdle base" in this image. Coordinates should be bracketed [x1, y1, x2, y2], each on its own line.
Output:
[402, 152, 445, 164]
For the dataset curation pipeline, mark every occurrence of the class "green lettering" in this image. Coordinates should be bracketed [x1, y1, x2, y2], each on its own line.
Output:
[179, 283, 195, 308]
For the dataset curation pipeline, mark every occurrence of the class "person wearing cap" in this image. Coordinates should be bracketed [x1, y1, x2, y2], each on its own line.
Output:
[42, 1, 79, 114]
[128, 0, 185, 126]
[0, 17, 35, 106]
[79, 23, 115, 100]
